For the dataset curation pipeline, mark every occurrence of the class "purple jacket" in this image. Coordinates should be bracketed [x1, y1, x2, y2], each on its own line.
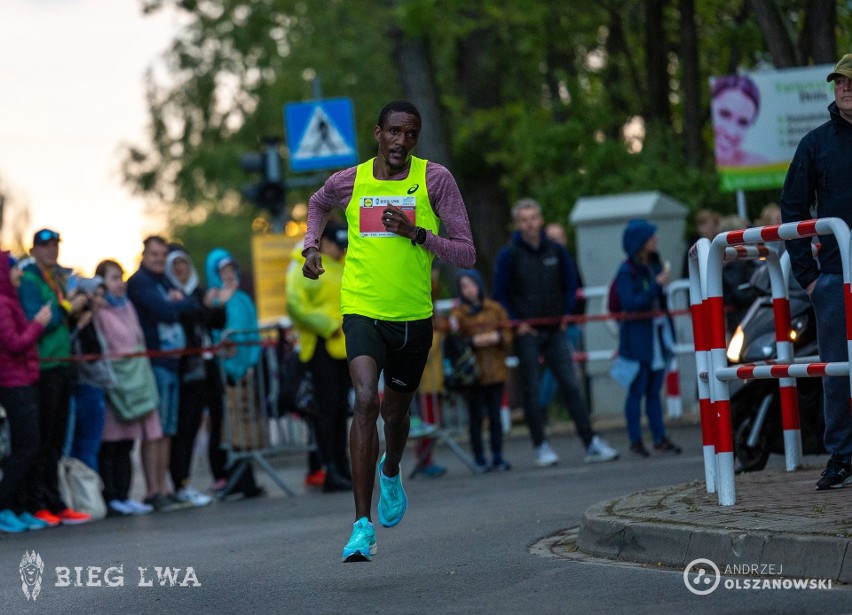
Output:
[0, 251, 44, 387]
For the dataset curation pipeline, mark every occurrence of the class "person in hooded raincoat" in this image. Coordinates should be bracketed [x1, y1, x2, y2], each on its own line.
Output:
[613, 219, 681, 458]
[204, 248, 264, 498]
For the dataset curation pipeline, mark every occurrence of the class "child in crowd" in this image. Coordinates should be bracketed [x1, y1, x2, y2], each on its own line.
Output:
[450, 269, 513, 472]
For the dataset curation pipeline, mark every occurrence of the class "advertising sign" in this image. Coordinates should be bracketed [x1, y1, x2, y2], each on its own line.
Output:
[710, 64, 834, 191]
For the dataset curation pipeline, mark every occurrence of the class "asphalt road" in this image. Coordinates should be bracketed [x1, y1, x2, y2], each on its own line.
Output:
[0, 422, 848, 614]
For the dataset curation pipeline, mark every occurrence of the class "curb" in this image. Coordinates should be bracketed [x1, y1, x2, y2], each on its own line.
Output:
[577, 489, 852, 582]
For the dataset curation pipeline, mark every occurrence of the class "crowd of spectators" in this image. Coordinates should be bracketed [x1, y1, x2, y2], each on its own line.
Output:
[0, 230, 267, 533]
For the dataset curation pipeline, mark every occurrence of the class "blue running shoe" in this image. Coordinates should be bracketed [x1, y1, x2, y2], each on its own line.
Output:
[0, 509, 28, 533]
[17, 512, 50, 530]
[377, 454, 407, 528]
[342, 517, 377, 562]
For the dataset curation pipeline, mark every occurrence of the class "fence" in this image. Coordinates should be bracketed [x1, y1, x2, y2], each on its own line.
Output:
[217, 324, 316, 497]
[689, 217, 852, 505]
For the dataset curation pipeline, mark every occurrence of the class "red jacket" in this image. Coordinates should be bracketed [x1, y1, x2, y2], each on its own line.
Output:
[0, 251, 44, 387]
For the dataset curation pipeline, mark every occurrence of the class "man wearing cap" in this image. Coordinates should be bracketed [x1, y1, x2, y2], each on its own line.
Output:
[781, 54, 852, 490]
[287, 221, 352, 493]
[17, 229, 93, 525]
[302, 100, 475, 562]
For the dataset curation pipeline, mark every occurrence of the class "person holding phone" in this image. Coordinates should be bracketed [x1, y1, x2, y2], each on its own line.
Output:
[612, 219, 680, 458]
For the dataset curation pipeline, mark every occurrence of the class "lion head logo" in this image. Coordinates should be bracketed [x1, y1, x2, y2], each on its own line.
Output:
[20, 551, 44, 601]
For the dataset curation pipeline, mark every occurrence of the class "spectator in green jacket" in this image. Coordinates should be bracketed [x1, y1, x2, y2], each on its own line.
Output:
[17, 229, 93, 526]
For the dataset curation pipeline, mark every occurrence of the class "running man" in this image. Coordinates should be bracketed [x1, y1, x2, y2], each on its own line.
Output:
[302, 100, 475, 561]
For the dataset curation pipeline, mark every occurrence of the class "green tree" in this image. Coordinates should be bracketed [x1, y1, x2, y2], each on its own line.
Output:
[124, 0, 851, 284]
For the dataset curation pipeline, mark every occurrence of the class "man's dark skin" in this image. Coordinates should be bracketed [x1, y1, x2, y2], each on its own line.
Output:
[302, 110, 423, 521]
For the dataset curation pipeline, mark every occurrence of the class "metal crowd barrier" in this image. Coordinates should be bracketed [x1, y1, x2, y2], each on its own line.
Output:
[218, 324, 316, 497]
[580, 281, 695, 419]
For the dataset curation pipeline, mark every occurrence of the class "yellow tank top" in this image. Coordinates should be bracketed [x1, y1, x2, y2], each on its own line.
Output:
[342, 156, 439, 320]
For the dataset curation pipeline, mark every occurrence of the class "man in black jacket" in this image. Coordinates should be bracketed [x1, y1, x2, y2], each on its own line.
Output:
[781, 55, 852, 490]
[493, 198, 618, 467]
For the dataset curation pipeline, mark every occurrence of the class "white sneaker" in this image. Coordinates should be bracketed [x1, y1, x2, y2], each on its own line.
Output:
[534, 442, 559, 467]
[123, 499, 154, 515]
[176, 486, 213, 507]
[109, 500, 133, 516]
[584, 435, 619, 463]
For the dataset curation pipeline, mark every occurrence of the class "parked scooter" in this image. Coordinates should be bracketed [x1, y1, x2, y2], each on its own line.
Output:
[725, 263, 825, 472]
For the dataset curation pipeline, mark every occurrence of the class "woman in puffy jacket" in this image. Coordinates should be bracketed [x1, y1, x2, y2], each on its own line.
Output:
[0, 252, 51, 532]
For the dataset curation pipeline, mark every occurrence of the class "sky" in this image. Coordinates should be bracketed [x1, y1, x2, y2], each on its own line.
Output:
[0, 0, 182, 274]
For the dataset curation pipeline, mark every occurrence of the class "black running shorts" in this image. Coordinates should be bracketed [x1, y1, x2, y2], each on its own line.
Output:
[342, 314, 433, 393]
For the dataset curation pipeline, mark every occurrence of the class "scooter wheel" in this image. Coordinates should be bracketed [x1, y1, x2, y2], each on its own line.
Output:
[732, 411, 770, 473]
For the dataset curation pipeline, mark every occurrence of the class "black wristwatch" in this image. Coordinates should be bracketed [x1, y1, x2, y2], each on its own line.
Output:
[412, 226, 427, 246]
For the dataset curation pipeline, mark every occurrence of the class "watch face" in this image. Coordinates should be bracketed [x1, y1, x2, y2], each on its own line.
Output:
[416, 227, 427, 244]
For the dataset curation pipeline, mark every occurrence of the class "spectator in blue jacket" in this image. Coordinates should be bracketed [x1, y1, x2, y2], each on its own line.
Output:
[613, 219, 681, 457]
[126, 235, 198, 511]
[205, 249, 261, 383]
[204, 248, 264, 499]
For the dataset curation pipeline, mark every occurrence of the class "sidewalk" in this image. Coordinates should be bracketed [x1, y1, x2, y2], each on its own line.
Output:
[574, 467, 852, 582]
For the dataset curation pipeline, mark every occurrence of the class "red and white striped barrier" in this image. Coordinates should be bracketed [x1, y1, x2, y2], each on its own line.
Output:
[707, 246, 803, 472]
[664, 278, 695, 421]
[688, 237, 716, 494]
[697, 218, 852, 506]
[665, 357, 682, 419]
[764, 249, 802, 471]
[500, 385, 511, 434]
[716, 361, 850, 380]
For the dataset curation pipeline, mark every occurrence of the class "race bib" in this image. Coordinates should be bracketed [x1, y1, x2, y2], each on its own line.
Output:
[359, 196, 416, 237]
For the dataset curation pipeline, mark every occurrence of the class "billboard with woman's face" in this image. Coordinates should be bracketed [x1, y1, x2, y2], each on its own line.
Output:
[710, 65, 834, 192]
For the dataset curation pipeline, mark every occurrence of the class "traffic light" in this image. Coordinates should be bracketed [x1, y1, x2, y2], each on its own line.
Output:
[241, 138, 285, 217]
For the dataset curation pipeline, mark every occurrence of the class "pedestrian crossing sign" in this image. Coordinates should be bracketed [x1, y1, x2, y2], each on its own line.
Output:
[284, 97, 358, 172]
